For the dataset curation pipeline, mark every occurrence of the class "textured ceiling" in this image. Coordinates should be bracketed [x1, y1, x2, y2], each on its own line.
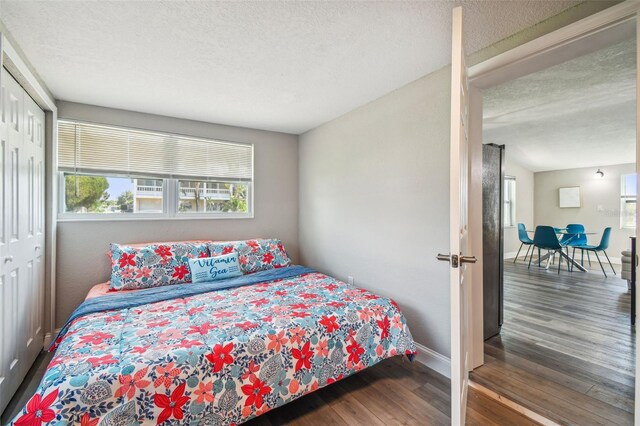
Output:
[484, 37, 636, 172]
[0, 0, 579, 134]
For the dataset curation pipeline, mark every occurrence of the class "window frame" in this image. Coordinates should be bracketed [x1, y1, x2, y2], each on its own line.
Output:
[503, 176, 516, 228]
[56, 121, 255, 222]
[620, 173, 637, 230]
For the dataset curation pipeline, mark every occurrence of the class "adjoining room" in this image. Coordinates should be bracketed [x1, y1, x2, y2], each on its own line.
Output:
[474, 35, 637, 425]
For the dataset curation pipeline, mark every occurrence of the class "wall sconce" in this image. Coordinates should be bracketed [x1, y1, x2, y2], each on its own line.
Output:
[596, 169, 604, 178]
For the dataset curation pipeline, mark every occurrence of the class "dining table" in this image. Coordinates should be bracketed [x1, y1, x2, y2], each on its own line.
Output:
[526, 228, 598, 272]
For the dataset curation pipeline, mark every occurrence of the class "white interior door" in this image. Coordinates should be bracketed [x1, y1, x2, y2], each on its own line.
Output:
[23, 89, 45, 366]
[0, 65, 24, 414]
[441, 6, 475, 426]
[633, 14, 640, 426]
[0, 66, 5, 415]
[0, 67, 45, 415]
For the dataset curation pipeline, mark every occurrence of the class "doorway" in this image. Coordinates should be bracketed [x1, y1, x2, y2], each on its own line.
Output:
[465, 5, 639, 425]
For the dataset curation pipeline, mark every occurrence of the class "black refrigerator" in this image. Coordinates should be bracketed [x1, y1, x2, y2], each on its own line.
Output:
[482, 144, 505, 340]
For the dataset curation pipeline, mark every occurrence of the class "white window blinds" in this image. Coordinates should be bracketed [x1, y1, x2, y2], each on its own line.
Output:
[58, 121, 253, 181]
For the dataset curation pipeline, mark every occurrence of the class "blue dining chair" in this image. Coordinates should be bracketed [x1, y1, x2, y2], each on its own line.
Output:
[548, 227, 562, 265]
[560, 224, 589, 270]
[529, 226, 569, 274]
[551, 226, 572, 265]
[560, 224, 586, 246]
[514, 223, 534, 264]
[576, 227, 616, 277]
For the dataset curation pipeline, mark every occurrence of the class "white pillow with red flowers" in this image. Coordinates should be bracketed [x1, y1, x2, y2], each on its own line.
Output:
[207, 238, 291, 274]
[109, 242, 209, 290]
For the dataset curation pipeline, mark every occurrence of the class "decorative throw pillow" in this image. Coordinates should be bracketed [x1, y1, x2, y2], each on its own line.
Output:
[109, 242, 209, 290]
[188, 253, 242, 283]
[207, 238, 291, 274]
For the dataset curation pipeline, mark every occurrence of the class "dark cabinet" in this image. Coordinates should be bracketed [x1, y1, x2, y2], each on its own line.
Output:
[482, 144, 505, 340]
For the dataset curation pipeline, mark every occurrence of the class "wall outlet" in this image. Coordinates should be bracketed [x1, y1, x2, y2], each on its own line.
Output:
[347, 276, 354, 286]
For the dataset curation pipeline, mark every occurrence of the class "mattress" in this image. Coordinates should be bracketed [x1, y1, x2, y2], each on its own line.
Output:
[85, 282, 117, 300]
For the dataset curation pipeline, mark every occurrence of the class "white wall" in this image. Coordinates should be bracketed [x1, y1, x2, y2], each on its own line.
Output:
[504, 154, 535, 255]
[534, 163, 636, 261]
[55, 101, 298, 328]
[299, 67, 452, 357]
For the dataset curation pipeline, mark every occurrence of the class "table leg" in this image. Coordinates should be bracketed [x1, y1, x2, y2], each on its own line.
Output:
[559, 250, 587, 272]
[537, 252, 551, 262]
[532, 251, 583, 271]
[545, 252, 552, 270]
[534, 251, 552, 269]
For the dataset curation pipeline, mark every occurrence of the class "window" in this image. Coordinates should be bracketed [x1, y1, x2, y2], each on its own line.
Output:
[621, 173, 637, 229]
[177, 180, 249, 214]
[62, 173, 163, 214]
[57, 120, 253, 219]
[504, 176, 516, 227]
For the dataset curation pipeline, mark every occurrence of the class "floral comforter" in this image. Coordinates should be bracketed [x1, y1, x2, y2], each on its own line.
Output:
[11, 270, 417, 425]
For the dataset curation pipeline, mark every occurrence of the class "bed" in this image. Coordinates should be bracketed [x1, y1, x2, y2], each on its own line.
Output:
[10, 244, 416, 425]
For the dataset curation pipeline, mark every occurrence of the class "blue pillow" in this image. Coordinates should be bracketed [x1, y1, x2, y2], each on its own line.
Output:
[188, 253, 242, 283]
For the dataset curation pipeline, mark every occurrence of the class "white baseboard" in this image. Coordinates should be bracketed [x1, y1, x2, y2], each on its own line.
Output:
[504, 251, 518, 259]
[43, 332, 52, 349]
[43, 328, 61, 349]
[413, 342, 451, 378]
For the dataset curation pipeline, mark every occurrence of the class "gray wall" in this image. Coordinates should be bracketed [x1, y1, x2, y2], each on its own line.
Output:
[55, 101, 298, 328]
[534, 163, 636, 260]
[504, 155, 535, 255]
[299, 67, 452, 356]
[296, 1, 614, 359]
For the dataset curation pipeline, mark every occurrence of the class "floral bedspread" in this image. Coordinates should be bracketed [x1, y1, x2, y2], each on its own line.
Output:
[11, 271, 417, 425]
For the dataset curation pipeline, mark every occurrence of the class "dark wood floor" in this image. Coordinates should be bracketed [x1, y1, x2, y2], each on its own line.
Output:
[2, 351, 539, 425]
[471, 260, 635, 426]
[246, 356, 540, 426]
